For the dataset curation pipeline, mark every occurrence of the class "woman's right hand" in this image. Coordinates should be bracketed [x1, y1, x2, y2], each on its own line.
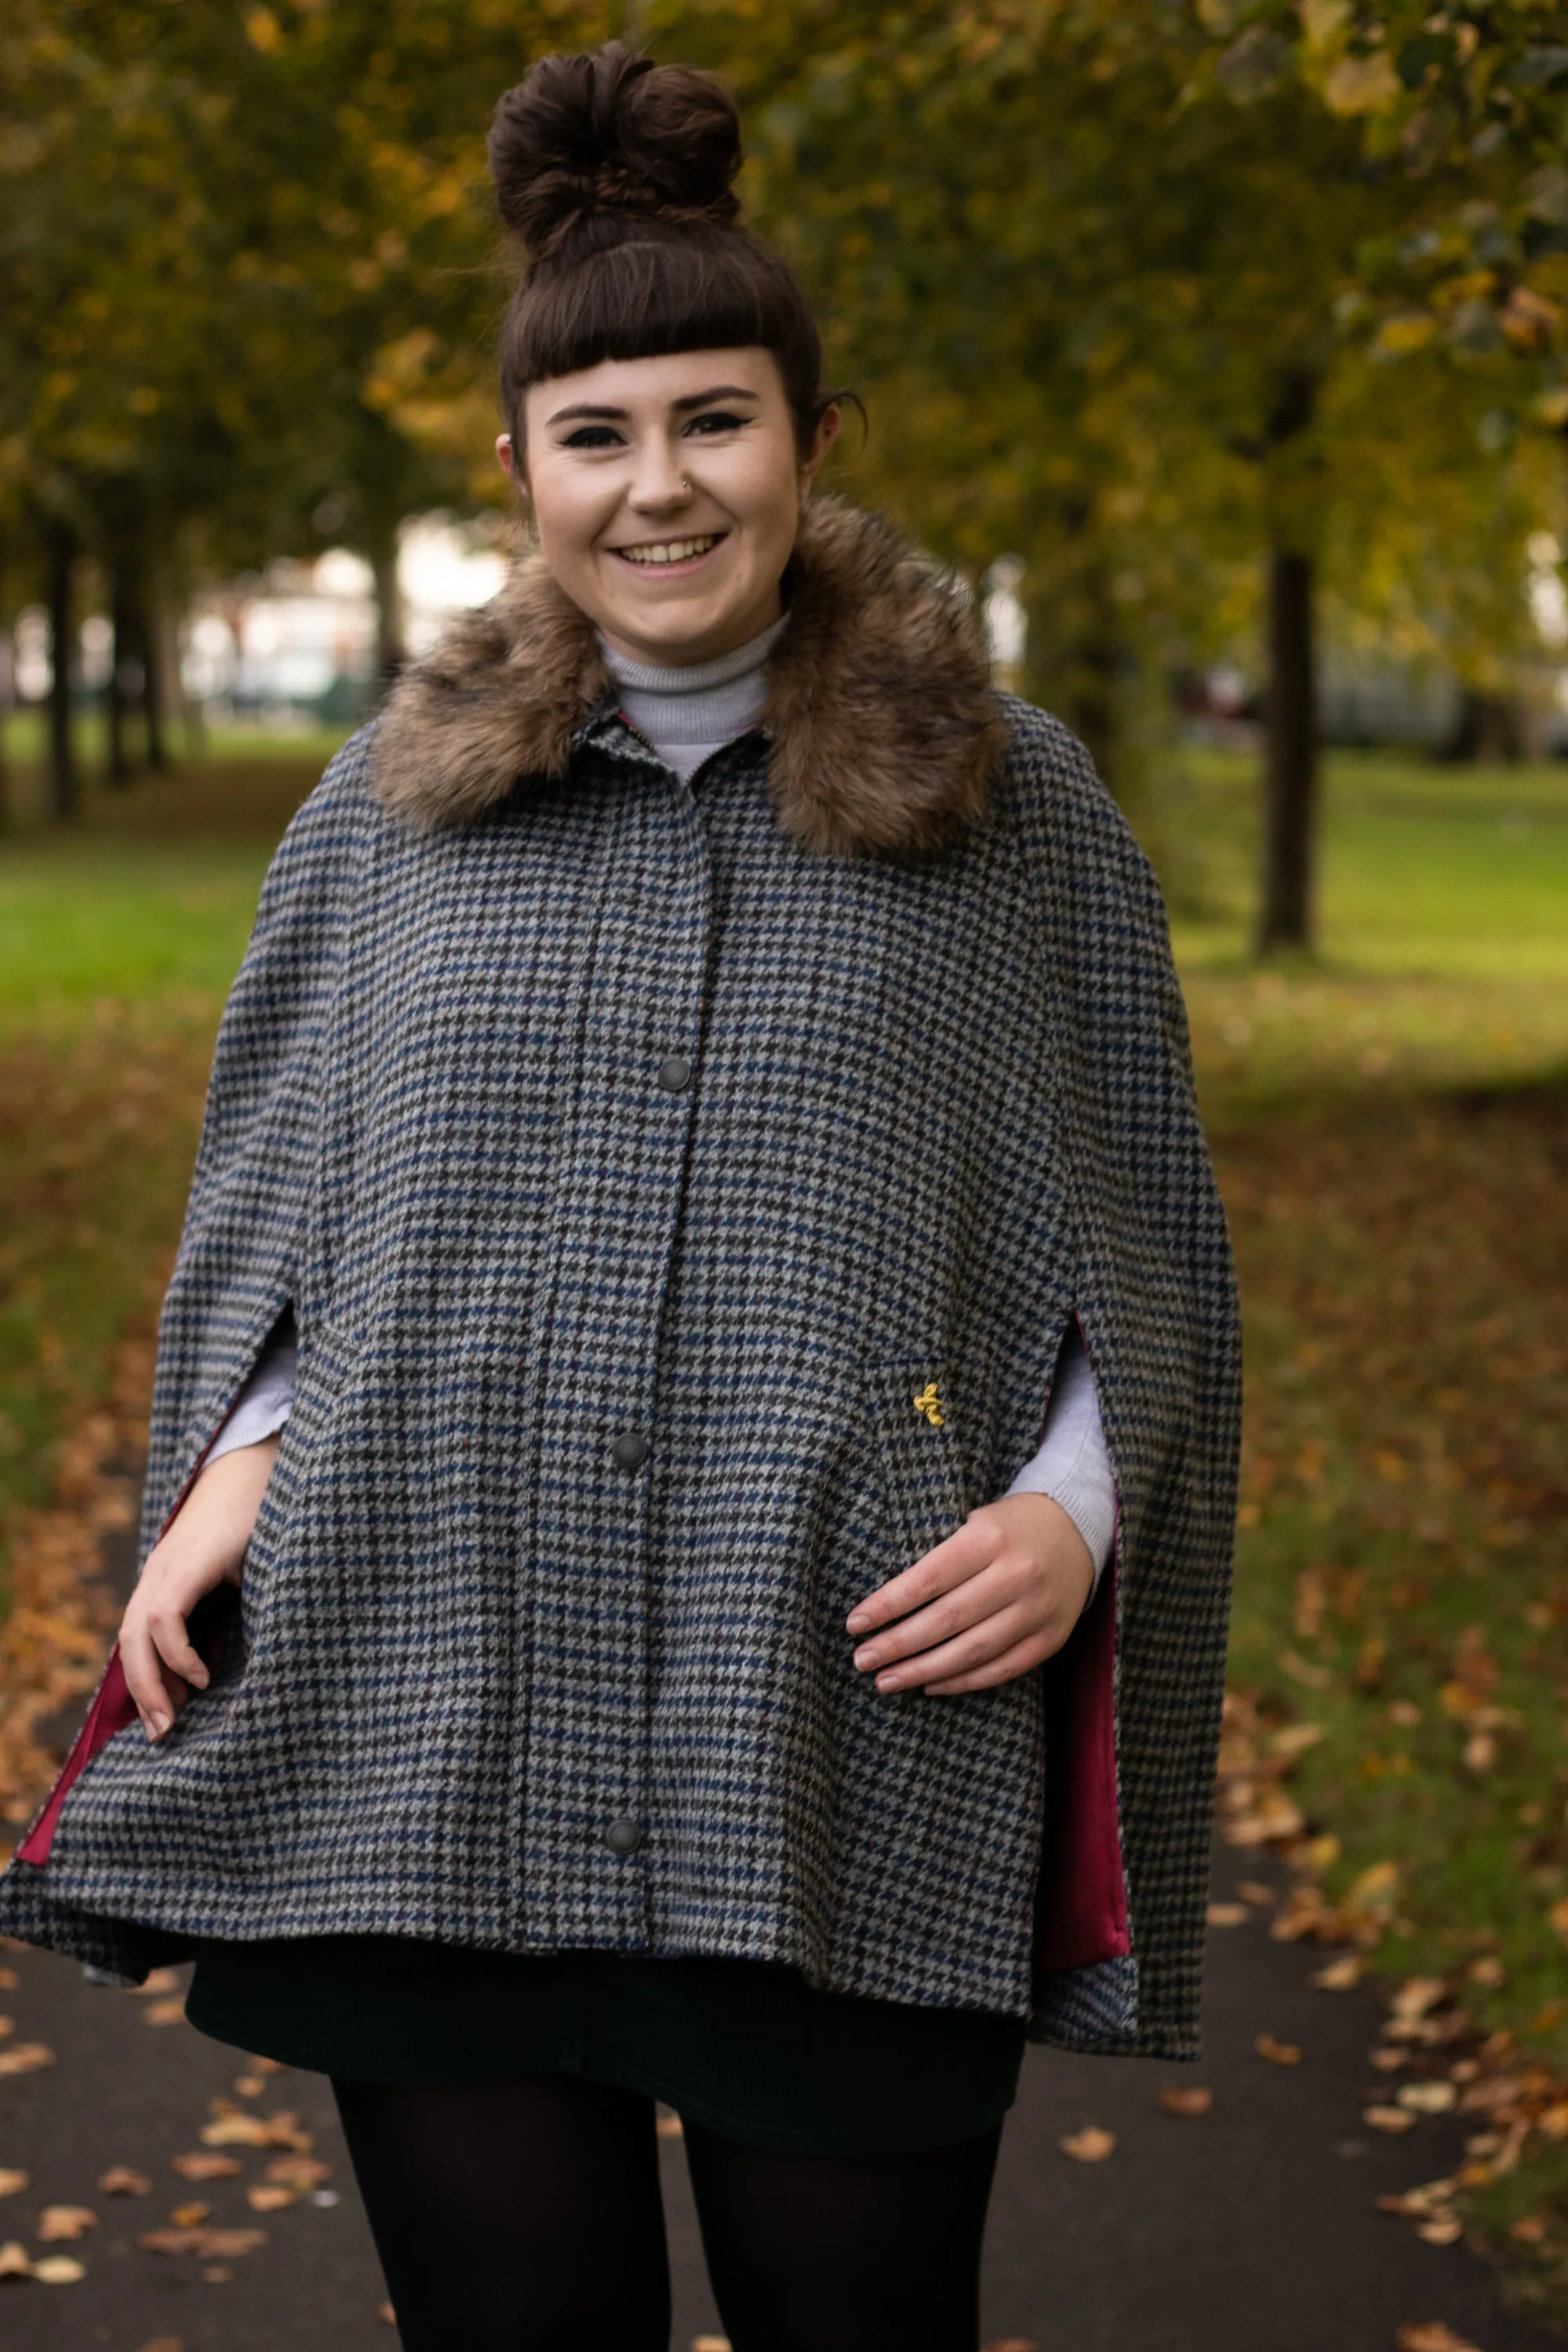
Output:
[120, 1436, 281, 1744]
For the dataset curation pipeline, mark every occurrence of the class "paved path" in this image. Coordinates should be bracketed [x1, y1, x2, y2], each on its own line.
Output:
[1, 1523, 1562, 2347]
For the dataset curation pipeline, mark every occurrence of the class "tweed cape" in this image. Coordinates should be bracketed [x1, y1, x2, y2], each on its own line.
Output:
[1, 499, 1240, 2058]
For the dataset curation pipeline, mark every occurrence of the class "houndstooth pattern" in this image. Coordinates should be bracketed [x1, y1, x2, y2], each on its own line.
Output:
[0, 697, 1240, 2055]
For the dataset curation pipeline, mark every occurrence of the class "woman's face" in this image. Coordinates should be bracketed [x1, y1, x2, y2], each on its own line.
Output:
[506, 347, 838, 667]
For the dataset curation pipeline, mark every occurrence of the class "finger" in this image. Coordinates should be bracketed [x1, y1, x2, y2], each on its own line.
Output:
[924, 1631, 1056, 1696]
[844, 1513, 996, 1635]
[147, 1602, 209, 1693]
[120, 1617, 177, 1740]
[872, 1602, 1037, 1693]
[852, 1560, 1019, 1671]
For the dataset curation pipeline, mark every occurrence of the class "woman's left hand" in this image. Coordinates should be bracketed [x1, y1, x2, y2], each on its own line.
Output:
[845, 1494, 1096, 1696]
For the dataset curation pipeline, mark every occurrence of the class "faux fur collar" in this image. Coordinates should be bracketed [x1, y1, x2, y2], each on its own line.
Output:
[371, 495, 1006, 857]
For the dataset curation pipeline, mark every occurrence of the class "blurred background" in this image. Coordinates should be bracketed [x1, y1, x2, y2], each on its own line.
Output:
[0, 2, 1566, 2337]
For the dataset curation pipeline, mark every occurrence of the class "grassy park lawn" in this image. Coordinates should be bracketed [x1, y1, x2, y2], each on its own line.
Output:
[1, 734, 1566, 2299]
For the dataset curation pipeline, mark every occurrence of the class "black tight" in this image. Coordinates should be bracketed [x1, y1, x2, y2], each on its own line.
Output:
[332, 2072, 1002, 2352]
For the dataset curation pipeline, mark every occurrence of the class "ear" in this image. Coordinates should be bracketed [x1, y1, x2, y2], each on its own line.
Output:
[495, 434, 517, 481]
[800, 403, 842, 495]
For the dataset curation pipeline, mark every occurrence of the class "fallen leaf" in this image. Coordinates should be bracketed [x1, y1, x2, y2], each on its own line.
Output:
[134, 1969, 182, 1998]
[0, 2042, 53, 2078]
[1207, 1902, 1249, 1927]
[0, 2240, 33, 2279]
[143, 1998, 186, 2027]
[1392, 1978, 1447, 2022]
[1159, 2085, 1214, 2117]
[264, 2154, 331, 2190]
[1468, 1956, 1506, 1990]
[1313, 1955, 1363, 1991]
[171, 2151, 241, 2182]
[33, 2255, 86, 2284]
[137, 2227, 267, 2259]
[379, 2302, 397, 2326]
[0, 1971, 16, 1991]
[1399, 2082, 1457, 2114]
[1366, 2105, 1420, 2134]
[36, 2205, 96, 2241]
[1255, 2033, 1302, 2065]
[1511, 2215, 1547, 2244]
[234, 2074, 266, 2098]
[202, 2266, 232, 2283]
[200, 2109, 310, 2152]
[246, 2186, 296, 2213]
[1396, 2325, 1482, 2352]
[0, 2172, 27, 2198]
[1237, 1880, 1276, 1905]
[1377, 2180, 1457, 2219]
[1271, 1723, 1326, 1760]
[0, 2020, 12, 2039]
[1416, 2215, 1464, 2246]
[98, 2167, 151, 2195]
[169, 2202, 210, 2228]
[1059, 2126, 1116, 2162]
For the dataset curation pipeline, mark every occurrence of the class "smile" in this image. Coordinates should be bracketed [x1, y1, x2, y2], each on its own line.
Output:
[612, 534, 725, 568]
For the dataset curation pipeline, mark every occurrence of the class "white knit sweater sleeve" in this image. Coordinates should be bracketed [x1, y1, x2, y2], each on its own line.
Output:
[1001, 1323, 1116, 1593]
[204, 1316, 298, 1465]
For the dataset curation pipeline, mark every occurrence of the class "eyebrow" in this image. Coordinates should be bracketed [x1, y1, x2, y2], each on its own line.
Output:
[545, 384, 763, 427]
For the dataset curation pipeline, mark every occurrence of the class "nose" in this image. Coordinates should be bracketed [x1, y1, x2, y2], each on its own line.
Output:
[626, 437, 693, 515]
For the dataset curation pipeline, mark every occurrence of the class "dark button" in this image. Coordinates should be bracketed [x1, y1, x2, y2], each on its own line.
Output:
[611, 1430, 649, 1471]
[604, 1816, 645, 1857]
[657, 1054, 693, 1093]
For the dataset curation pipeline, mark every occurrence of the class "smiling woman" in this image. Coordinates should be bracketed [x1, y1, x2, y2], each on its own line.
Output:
[0, 38, 1240, 2352]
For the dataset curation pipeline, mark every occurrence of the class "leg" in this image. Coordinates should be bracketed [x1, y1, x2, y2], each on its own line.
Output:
[682, 2116, 1002, 2352]
[332, 2073, 671, 2352]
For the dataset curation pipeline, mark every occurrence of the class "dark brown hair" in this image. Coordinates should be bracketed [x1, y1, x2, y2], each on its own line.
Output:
[488, 44, 829, 457]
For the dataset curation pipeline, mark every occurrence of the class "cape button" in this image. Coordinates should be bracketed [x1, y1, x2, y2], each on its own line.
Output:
[611, 1431, 650, 1471]
[657, 1054, 693, 1093]
[604, 1816, 645, 1857]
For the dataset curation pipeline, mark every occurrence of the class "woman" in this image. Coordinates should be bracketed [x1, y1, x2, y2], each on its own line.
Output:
[1, 44, 1240, 2352]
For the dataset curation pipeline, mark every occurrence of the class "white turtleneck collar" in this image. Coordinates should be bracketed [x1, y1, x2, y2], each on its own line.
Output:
[599, 613, 789, 782]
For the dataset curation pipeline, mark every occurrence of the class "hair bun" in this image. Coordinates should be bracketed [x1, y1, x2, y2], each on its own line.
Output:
[488, 42, 742, 257]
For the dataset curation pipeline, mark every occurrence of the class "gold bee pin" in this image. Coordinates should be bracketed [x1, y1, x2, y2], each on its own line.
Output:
[913, 1381, 946, 1428]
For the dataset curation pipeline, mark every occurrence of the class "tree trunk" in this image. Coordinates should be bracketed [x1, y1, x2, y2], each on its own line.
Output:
[107, 554, 133, 786]
[140, 582, 168, 771]
[45, 517, 78, 821]
[1258, 543, 1317, 953]
[368, 519, 406, 701]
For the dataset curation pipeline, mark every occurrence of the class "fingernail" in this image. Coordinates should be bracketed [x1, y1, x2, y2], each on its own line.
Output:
[853, 1647, 879, 1671]
[148, 1712, 170, 1740]
[876, 1672, 902, 1692]
[845, 1610, 868, 1632]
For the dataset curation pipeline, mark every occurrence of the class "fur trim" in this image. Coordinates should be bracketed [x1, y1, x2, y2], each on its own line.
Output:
[372, 495, 1006, 856]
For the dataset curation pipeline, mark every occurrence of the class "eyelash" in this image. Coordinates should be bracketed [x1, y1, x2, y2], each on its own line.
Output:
[558, 412, 753, 452]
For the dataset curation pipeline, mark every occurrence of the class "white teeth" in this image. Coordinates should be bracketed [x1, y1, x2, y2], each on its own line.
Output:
[618, 535, 720, 566]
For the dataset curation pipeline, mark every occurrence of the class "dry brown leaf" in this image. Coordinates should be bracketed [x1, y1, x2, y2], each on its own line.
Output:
[379, 2302, 397, 2326]
[0, 1971, 16, 1991]
[1255, 2033, 1302, 2066]
[0, 2019, 13, 2040]
[36, 2205, 96, 2241]
[1399, 2082, 1457, 2114]
[171, 2151, 241, 2182]
[1312, 1954, 1363, 1991]
[200, 2109, 310, 2151]
[246, 2186, 296, 2213]
[263, 2154, 330, 2190]
[1396, 2325, 1482, 2352]
[0, 2171, 27, 2198]
[202, 2266, 233, 2283]
[1207, 1901, 1249, 1927]
[169, 2202, 210, 2228]
[1510, 2215, 1547, 2244]
[33, 2255, 86, 2284]
[1366, 2105, 1420, 2134]
[1468, 1955, 1506, 1990]
[1237, 1880, 1276, 1905]
[234, 2074, 266, 2098]
[137, 2226, 267, 2259]
[0, 2042, 53, 2078]
[98, 2166, 151, 2195]
[0, 2240, 34, 2280]
[1392, 1977, 1448, 2022]
[143, 1998, 186, 2027]
[135, 2338, 186, 2352]
[1415, 2215, 1464, 2246]
[1059, 2125, 1116, 2162]
[1159, 2085, 1214, 2117]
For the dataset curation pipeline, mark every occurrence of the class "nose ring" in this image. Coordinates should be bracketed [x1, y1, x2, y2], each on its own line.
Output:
[681, 477, 691, 494]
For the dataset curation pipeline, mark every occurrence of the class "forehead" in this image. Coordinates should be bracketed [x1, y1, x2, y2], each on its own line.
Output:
[524, 346, 785, 419]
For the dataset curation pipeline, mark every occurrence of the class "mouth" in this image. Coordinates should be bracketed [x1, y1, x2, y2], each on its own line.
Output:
[609, 532, 727, 572]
